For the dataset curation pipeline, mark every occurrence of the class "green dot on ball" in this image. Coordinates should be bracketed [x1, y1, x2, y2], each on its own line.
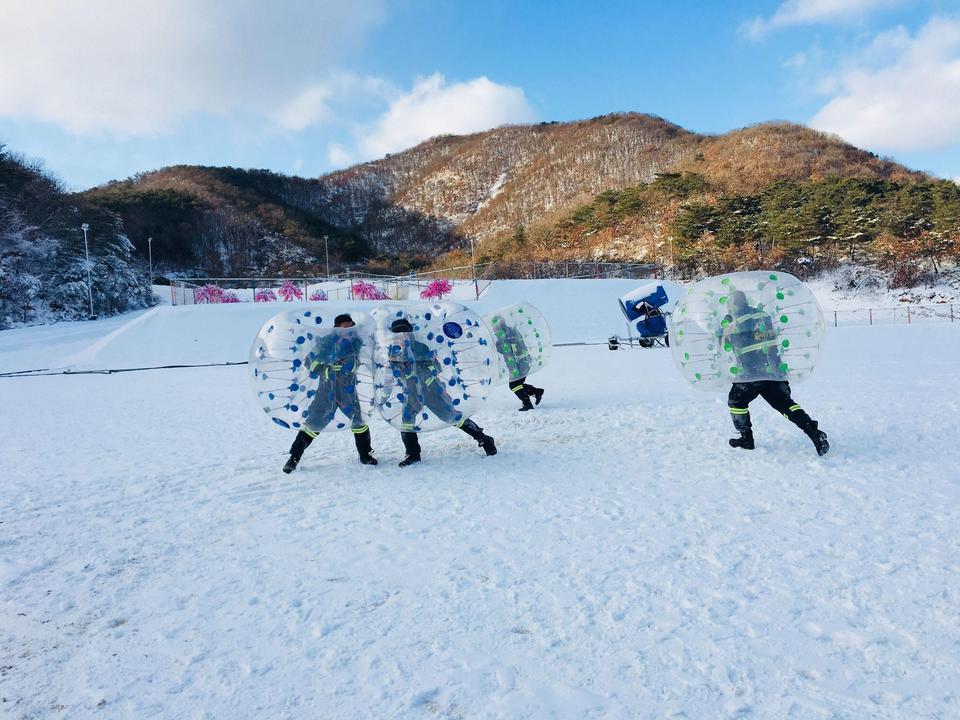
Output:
[684, 352, 690, 360]
[730, 366, 740, 375]
[695, 372, 702, 380]
[769, 274, 777, 280]
[779, 362, 789, 373]
[723, 342, 732, 352]
[781, 339, 790, 348]
[719, 295, 728, 304]
[776, 292, 784, 300]
[779, 315, 789, 323]
[721, 278, 730, 285]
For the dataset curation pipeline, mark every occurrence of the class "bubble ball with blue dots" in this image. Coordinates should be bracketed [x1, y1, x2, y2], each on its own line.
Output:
[669, 270, 825, 391]
[370, 303, 498, 433]
[249, 308, 376, 433]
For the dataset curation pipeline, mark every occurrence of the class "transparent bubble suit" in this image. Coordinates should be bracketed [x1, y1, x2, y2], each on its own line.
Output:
[669, 270, 825, 391]
[482, 302, 552, 384]
[371, 303, 498, 432]
[249, 309, 375, 432]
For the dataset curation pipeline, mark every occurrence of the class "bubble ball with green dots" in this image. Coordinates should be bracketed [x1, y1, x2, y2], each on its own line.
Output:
[668, 270, 825, 391]
[482, 302, 553, 384]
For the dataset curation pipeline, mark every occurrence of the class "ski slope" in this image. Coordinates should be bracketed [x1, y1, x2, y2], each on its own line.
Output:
[2, 280, 959, 719]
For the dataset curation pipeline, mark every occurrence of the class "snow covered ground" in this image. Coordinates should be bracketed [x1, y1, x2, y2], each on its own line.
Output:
[2, 280, 959, 719]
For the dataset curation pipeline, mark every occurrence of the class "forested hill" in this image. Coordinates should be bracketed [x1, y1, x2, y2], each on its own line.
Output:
[463, 171, 960, 288]
[76, 113, 930, 279]
[0, 146, 151, 328]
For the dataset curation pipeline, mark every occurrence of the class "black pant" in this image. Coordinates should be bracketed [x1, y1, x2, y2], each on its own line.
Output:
[727, 381, 816, 436]
[400, 419, 487, 457]
[289, 427, 372, 460]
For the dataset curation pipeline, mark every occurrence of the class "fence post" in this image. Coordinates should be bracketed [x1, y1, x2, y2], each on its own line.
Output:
[834, 310, 838, 328]
[869, 308, 872, 326]
[952, 304, 955, 323]
[907, 306, 911, 324]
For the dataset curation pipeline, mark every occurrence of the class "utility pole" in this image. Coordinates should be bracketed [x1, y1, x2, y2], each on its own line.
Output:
[81, 223, 94, 317]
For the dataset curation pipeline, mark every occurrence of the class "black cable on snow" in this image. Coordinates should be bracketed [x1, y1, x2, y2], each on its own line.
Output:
[0, 341, 616, 379]
[0, 361, 249, 378]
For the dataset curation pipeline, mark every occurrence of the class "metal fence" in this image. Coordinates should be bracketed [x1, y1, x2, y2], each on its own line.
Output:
[169, 261, 658, 306]
[831, 304, 957, 327]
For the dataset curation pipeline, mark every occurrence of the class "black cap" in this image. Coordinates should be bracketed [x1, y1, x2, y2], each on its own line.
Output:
[390, 318, 413, 333]
[334, 314, 354, 326]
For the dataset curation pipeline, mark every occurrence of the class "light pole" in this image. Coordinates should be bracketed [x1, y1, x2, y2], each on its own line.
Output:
[81, 223, 94, 318]
[470, 236, 478, 300]
[148, 237, 153, 285]
[324, 235, 330, 279]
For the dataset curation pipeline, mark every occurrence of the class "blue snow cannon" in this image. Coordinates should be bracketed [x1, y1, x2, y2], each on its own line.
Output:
[615, 280, 684, 348]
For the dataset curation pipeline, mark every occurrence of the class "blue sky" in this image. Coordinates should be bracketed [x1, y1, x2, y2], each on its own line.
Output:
[2, 0, 959, 190]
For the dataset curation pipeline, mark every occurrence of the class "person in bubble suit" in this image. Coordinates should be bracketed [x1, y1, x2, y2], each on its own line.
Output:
[723, 290, 829, 456]
[283, 313, 377, 473]
[387, 317, 497, 467]
[494, 320, 544, 411]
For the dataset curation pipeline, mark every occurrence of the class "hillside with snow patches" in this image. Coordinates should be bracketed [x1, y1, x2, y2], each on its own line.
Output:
[2, 279, 959, 718]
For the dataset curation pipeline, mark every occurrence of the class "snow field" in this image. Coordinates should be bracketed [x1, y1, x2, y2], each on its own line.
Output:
[2, 281, 960, 719]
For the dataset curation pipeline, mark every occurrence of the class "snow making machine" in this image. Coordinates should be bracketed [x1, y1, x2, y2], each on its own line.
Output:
[610, 280, 684, 350]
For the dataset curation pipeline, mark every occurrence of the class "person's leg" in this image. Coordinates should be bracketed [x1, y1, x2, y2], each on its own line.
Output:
[759, 382, 829, 455]
[510, 377, 534, 411]
[458, 418, 497, 456]
[352, 425, 377, 465]
[526, 383, 544, 405]
[284, 392, 336, 473]
[727, 382, 761, 449]
[284, 430, 317, 473]
[399, 431, 421, 467]
[337, 381, 377, 465]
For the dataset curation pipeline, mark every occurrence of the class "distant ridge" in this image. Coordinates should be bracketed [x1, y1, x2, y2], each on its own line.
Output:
[77, 113, 929, 277]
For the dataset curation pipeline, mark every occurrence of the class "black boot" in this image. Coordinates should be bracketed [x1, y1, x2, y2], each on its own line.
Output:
[283, 431, 314, 473]
[518, 390, 535, 412]
[399, 431, 421, 467]
[353, 428, 378, 465]
[728, 407, 753, 450]
[460, 419, 497, 456]
[531, 386, 544, 406]
[805, 423, 830, 456]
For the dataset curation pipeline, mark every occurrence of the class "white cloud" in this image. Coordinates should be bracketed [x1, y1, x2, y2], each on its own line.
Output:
[810, 17, 960, 152]
[273, 74, 390, 133]
[356, 74, 535, 160]
[743, 0, 907, 38]
[0, 0, 385, 135]
[327, 142, 353, 167]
